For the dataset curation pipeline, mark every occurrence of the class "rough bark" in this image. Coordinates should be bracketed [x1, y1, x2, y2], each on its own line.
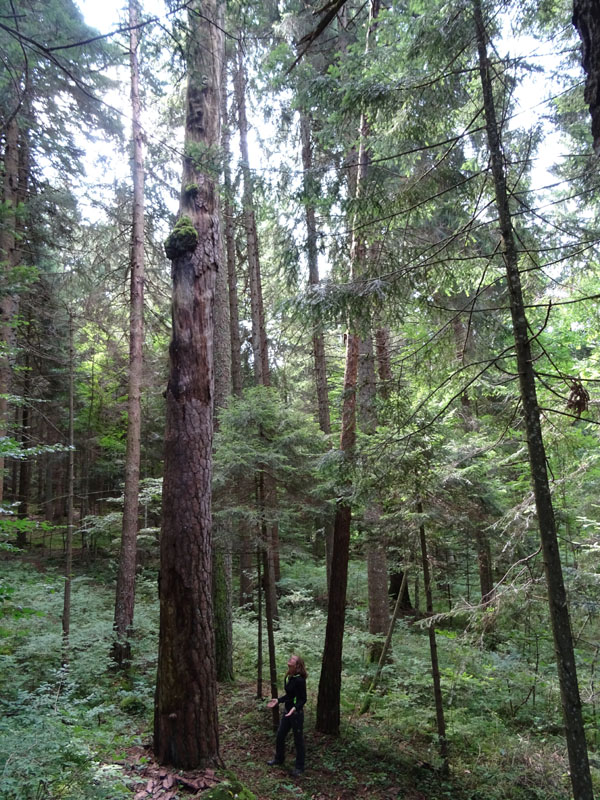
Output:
[113, 0, 145, 668]
[573, 0, 600, 152]
[474, 2, 593, 795]
[374, 326, 393, 399]
[154, 0, 222, 768]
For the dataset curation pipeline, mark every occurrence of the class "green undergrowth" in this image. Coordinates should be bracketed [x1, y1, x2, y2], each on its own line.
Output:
[0, 559, 158, 799]
[1, 555, 598, 799]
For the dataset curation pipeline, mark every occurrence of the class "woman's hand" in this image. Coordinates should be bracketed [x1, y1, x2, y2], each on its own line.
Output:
[285, 707, 296, 717]
[267, 698, 278, 709]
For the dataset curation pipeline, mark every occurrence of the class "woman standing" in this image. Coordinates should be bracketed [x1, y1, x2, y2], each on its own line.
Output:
[267, 655, 307, 776]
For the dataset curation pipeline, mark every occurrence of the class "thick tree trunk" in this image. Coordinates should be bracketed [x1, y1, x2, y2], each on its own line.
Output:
[113, 0, 145, 669]
[154, 0, 223, 768]
[374, 326, 393, 398]
[474, 2, 593, 795]
[573, 0, 600, 152]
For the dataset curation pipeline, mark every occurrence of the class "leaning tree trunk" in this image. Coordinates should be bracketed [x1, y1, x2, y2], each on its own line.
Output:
[113, 0, 145, 669]
[474, 2, 593, 795]
[154, 0, 223, 769]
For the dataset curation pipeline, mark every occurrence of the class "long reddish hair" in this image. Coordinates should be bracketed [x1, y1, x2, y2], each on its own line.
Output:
[289, 655, 307, 679]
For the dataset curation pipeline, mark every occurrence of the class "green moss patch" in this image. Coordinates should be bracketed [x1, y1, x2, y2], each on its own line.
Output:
[164, 215, 198, 260]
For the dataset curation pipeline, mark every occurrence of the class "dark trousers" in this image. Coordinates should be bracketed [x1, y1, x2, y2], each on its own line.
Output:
[275, 710, 305, 770]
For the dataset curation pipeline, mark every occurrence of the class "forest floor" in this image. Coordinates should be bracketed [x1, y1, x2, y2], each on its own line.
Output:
[121, 681, 445, 800]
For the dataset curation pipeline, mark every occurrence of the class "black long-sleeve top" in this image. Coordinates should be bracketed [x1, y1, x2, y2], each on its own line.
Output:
[277, 674, 306, 713]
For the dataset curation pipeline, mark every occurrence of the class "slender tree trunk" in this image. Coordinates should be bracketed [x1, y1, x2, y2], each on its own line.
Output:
[113, 0, 145, 669]
[474, 527, 494, 604]
[315, 332, 359, 735]
[17, 346, 31, 528]
[300, 113, 331, 435]
[256, 544, 263, 699]
[474, 3, 593, 795]
[0, 117, 19, 504]
[62, 314, 75, 665]
[234, 49, 281, 588]
[258, 473, 279, 719]
[418, 500, 448, 772]
[359, 335, 389, 663]
[450, 298, 493, 603]
[316, 0, 380, 736]
[299, 112, 335, 585]
[221, 57, 243, 398]
[239, 527, 254, 606]
[154, 0, 223, 768]
[213, 546, 234, 682]
[361, 572, 408, 714]
[234, 46, 269, 387]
